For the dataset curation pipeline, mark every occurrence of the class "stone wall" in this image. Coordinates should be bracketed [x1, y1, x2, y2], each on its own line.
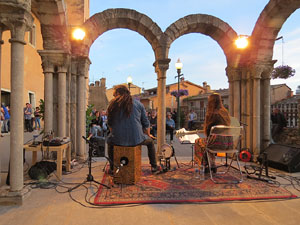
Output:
[277, 127, 300, 147]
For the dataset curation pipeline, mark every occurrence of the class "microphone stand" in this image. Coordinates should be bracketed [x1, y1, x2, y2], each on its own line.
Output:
[68, 136, 110, 192]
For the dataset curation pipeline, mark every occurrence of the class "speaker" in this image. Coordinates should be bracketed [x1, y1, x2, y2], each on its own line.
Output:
[90, 137, 105, 157]
[262, 144, 300, 173]
[113, 145, 141, 184]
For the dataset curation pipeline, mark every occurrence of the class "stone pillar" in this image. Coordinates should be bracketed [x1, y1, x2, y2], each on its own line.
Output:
[38, 51, 71, 135]
[76, 56, 90, 158]
[57, 66, 67, 137]
[251, 66, 262, 158]
[70, 59, 77, 157]
[262, 76, 271, 149]
[153, 59, 170, 158]
[38, 52, 54, 134]
[226, 67, 240, 119]
[9, 23, 32, 191]
[66, 67, 71, 138]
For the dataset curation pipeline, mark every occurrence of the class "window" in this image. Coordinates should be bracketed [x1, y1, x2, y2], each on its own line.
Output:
[28, 24, 36, 47]
[29, 92, 36, 109]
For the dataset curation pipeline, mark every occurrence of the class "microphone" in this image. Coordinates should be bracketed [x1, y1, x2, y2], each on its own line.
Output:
[82, 136, 88, 141]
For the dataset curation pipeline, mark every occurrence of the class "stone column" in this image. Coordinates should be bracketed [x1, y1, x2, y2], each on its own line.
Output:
[38, 52, 54, 134]
[57, 66, 67, 137]
[226, 67, 240, 119]
[70, 59, 77, 157]
[9, 24, 30, 191]
[76, 56, 90, 158]
[153, 59, 170, 158]
[262, 75, 271, 149]
[251, 66, 262, 158]
[38, 51, 71, 135]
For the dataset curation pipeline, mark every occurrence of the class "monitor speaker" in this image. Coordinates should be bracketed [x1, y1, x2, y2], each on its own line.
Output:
[262, 144, 300, 173]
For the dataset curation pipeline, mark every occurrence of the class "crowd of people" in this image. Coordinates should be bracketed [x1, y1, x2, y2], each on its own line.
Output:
[23, 103, 41, 133]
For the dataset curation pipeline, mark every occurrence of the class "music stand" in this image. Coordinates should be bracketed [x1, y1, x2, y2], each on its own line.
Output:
[178, 131, 200, 167]
[68, 136, 110, 192]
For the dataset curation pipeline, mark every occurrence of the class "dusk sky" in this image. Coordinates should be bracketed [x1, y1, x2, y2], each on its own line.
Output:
[88, 0, 300, 93]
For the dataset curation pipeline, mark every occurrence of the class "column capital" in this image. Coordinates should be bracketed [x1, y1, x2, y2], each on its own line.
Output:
[77, 56, 91, 79]
[226, 66, 241, 82]
[0, 3, 33, 41]
[153, 58, 171, 79]
[38, 50, 71, 73]
[247, 60, 276, 80]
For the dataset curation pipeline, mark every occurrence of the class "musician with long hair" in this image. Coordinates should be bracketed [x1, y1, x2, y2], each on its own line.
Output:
[194, 93, 231, 171]
[107, 85, 158, 173]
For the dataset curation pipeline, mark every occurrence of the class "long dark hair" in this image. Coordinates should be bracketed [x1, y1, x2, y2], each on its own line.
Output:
[107, 85, 133, 123]
[204, 93, 230, 135]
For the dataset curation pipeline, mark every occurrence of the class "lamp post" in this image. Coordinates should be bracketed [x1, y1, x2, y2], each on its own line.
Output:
[127, 75, 132, 93]
[175, 59, 183, 129]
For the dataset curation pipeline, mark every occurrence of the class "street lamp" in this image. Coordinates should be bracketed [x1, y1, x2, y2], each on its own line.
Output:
[127, 75, 133, 92]
[175, 58, 183, 129]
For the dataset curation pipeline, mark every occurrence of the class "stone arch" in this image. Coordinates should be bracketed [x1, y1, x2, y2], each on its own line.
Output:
[251, 0, 300, 62]
[31, 0, 69, 51]
[165, 14, 238, 65]
[81, 8, 164, 58]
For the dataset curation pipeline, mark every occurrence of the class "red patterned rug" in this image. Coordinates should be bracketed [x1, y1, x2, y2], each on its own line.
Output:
[94, 165, 296, 205]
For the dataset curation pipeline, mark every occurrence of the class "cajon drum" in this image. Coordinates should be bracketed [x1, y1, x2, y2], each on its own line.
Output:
[113, 145, 141, 184]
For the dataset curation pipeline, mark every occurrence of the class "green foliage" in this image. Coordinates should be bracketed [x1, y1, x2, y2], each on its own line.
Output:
[86, 104, 95, 136]
[271, 65, 296, 79]
[38, 99, 45, 120]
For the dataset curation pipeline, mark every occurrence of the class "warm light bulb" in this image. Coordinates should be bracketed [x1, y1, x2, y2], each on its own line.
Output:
[72, 28, 86, 40]
[175, 58, 183, 70]
[235, 36, 249, 49]
[127, 76, 132, 84]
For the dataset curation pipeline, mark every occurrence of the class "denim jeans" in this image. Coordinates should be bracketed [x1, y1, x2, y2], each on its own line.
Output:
[91, 125, 102, 137]
[35, 117, 41, 129]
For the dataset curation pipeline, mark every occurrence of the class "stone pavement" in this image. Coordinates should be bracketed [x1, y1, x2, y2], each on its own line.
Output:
[1, 133, 300, 225]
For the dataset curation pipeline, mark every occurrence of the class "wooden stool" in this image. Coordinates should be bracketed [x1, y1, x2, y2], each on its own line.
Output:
[113, 145, 141, 184]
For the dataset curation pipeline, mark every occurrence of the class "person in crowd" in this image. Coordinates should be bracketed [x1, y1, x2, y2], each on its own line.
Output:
[171, 110, 177, 124]
[194, 93, 231, 172]
[24, 103, 33, 132]
[187, 109, 197, 130]
[88, 110, 103, 139]
[107, 85, 158, 173]
[149, 110, 157, 137]
[34, 107, 41, 130]
[101, 110, 108, 136]
[166, 112, 175, 142]
[1, 103, 10, 133]
[271, 108, 287, 141]
[0, 107, 4, 137]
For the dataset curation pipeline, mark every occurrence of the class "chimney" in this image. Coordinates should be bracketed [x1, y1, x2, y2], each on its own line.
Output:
[95, 81, 100, 87]
[202, 82, 207, 88]
[100, 78, 106, 88]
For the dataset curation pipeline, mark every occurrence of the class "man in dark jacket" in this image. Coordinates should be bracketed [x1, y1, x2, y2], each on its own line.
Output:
[271, 108, 287, 141]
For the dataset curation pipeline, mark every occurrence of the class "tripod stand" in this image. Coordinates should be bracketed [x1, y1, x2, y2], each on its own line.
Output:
[68, 136, 110, 192]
